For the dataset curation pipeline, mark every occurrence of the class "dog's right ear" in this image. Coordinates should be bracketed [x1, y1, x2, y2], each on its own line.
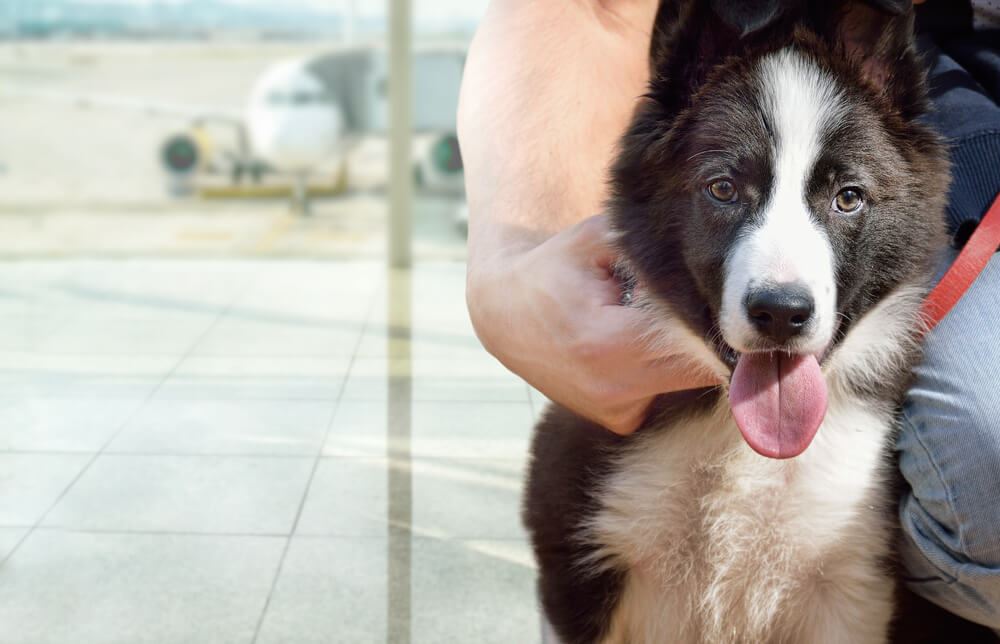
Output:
[647, 1, 748, 118]
[817, 1, 927, 118]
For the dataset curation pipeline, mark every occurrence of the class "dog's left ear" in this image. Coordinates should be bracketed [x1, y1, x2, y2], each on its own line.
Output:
[818, 1, 927, 118]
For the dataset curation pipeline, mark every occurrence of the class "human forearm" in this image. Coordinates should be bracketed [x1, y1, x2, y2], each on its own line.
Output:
[457, 0, 658, 269]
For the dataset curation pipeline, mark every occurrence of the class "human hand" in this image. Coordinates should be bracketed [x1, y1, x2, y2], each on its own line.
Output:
[467, 215, 723, 435]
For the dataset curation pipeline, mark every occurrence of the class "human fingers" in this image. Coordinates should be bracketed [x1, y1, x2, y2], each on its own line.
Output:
[598, 401, 651, 436]
[566, 214, 621, 271]
[635, 357, 724, 396]
[596, 305, 725, 389]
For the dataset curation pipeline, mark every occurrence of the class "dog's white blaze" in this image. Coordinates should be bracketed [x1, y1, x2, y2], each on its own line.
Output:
[721, 49, 842, 354]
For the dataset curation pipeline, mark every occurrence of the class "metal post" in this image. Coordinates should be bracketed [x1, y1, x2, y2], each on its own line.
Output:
[385, 266, 412, 644]
[387, 0, 412, 268]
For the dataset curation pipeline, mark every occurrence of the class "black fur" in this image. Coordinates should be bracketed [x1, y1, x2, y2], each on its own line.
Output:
[523, 407, 626, 643]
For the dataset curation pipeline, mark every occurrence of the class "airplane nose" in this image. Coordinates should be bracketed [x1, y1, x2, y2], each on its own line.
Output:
[745, 285, 814, 344]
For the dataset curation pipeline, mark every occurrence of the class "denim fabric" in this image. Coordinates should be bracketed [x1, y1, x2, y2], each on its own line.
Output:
[898, 248, 1000, 628]
[916, 32, 1000, 237]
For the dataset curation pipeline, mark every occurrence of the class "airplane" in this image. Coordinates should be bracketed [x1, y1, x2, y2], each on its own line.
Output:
[3, 44, 467, 216]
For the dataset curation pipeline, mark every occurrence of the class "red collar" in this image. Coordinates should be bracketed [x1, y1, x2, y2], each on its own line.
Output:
[921, 191, 1000, 333]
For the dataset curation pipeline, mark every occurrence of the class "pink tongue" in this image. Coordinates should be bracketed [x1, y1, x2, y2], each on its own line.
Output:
[729, 353, 828, 459]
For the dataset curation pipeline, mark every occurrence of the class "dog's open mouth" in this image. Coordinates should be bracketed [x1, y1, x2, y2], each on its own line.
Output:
[728, 352, 828, 460]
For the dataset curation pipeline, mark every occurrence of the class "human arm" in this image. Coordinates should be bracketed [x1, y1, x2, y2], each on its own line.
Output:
[458, 0, 720, 435]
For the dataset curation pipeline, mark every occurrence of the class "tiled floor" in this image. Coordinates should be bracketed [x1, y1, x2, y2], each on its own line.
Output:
[0, 260, 542, 644]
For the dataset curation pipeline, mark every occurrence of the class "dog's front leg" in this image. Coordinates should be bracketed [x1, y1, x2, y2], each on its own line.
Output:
[789, 576, 894, 644]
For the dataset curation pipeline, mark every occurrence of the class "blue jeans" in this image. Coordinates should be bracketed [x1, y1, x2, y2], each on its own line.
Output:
[898, 247, 1000, 628]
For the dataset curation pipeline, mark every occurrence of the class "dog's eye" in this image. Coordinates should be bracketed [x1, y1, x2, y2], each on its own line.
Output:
[833, 188, 864, 214]
[707, 179, 737, 203]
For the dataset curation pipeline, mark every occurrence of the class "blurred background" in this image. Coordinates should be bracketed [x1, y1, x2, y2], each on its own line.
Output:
[0, 0, 472, 257]
[0, 2, 545, 642]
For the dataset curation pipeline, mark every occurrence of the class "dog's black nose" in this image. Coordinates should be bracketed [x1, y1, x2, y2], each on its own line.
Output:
[745, 285, 814, 343]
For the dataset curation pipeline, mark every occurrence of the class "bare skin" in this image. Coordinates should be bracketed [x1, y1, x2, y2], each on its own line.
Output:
[458, 0, 721, 435]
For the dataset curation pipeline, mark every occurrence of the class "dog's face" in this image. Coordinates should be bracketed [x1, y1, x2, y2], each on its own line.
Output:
[611, 1, 949, 456]
[683, 49, 849, 361]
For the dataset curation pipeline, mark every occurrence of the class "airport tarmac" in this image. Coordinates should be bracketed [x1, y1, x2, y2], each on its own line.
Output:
[0, 194, 467, 259]
[0, 40, 467, 259]
[0, 41, 331, 205]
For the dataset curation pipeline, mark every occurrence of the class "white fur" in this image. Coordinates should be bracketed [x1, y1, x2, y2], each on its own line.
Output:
[721, 50, 842, 356]
[825, 285, 926, 400]
[625, 267, 732, 386]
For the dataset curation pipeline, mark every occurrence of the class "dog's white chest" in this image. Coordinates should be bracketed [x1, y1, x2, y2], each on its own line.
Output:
[586, 395, 897, 643]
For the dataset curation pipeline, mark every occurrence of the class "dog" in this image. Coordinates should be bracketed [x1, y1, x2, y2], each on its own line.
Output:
[523, 2, 996, 642]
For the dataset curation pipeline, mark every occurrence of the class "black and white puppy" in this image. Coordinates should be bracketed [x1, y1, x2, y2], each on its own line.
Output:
[523, 2, 989, 642]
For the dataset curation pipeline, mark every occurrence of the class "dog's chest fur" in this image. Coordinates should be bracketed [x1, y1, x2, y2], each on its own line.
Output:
[585, 390, 897, 643]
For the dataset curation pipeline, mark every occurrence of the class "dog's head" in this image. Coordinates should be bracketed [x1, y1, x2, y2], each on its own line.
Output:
[611, 0, 949, 457]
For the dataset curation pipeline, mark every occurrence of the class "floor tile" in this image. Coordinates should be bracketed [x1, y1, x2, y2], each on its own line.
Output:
[0, 398, 143, 452]
[319, 399, 389, 458]
[38, 315, 214, 355]
[255, 537, 388, 644]
[409, 401, 533, 460]
[0, 315, 66, 352]
[295, 458, 387, 537]
[156, 355, 349, 400]
[43, 264, 245, 320]
[192, 316, 364, 357]
[342, 357, 529, 402]
[107, 399, 334, 456]
[337, 358, 401, 401]
[43, 455, 314, 534]
[226, 291, 374, 326]
[0, 528, 27, 560]
[411, 458, 527, 540]
[410, 375, 528, 403]
[257, 536, 540, 644]
[0, 531, 283, 644]
[0, 454, 90, 526]
[0, 259, 549, 643]
[0, 353, 177, 399]
[233, 262, 381, 315]
[322, 400, 534, 460]
[410, 537, 539, 644]
[296, 457, 526, 540]
[354, 326, 486, 361]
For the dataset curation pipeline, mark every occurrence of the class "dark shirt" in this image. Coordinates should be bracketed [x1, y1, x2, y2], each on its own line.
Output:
[917, 0, 1000, 243]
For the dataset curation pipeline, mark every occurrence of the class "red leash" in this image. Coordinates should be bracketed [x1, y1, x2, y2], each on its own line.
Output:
[921, 191, 1000, 333]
